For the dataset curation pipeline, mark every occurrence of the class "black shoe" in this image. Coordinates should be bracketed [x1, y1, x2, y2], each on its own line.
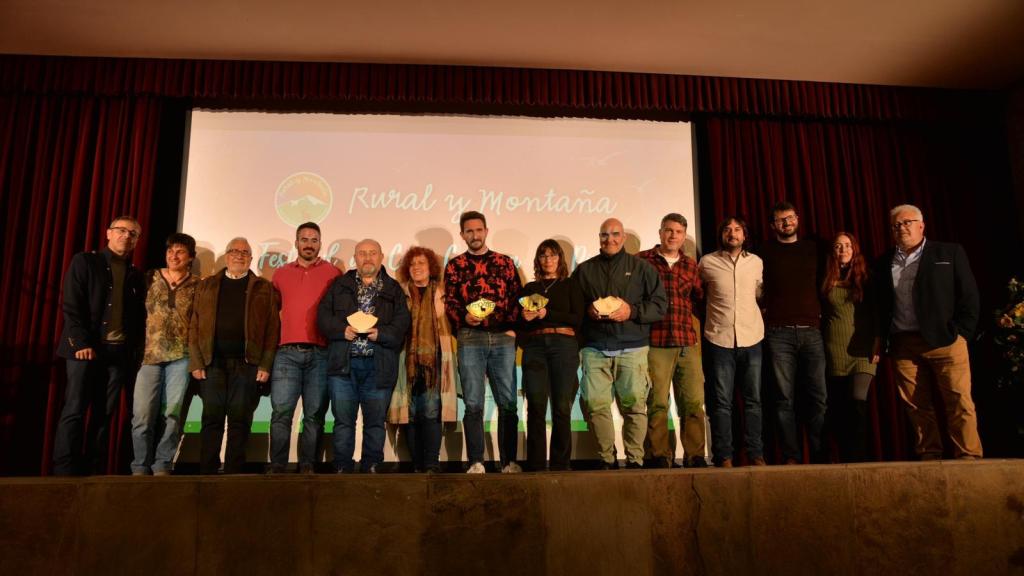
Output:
[684, 457, 709, 468]
[624, 461, 643, 469]
[599, 460, 619, 470]
[645, 457, 671, 469]
[298, 463, 315, 475]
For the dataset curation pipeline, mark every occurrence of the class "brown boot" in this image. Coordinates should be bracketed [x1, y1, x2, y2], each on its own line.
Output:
[717, 458, 733, 468]
[750, 457, 767, 466]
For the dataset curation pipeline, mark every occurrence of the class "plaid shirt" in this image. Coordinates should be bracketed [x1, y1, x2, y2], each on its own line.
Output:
[638, 246, 703, 347]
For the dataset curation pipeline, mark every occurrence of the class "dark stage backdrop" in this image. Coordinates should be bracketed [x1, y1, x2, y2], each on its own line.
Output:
[0, 56, 1016, 475]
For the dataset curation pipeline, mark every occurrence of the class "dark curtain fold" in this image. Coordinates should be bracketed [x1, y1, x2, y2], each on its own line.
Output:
[0, 55, 1015, 474]
[0, 93, 162, 475]
[0, 55, 1000, 122]
[698, 115, 1016, 461]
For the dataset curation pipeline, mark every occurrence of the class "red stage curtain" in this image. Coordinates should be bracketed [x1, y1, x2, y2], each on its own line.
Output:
[0, 93, 162, 475]
[0, 55, 999, 122]
[0, 55, 1014, 473]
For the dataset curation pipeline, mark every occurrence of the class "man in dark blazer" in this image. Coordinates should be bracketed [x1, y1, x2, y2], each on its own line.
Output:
[54, 215, 146, 475]
[875, 204, 982, 459]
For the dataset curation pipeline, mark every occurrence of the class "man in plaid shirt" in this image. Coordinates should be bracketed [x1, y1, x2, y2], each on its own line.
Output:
[637, 213, 708, 468]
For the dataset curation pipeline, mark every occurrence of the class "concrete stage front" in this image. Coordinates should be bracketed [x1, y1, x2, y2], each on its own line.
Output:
[1, 460, 1022, 576]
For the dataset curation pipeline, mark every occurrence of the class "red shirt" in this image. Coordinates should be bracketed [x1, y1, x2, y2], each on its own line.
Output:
[638, 246, 703, 347]
[272, 258, 341, 346]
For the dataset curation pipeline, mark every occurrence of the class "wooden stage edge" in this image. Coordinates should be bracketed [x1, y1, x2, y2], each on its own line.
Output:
[2, 460, 1023, 576]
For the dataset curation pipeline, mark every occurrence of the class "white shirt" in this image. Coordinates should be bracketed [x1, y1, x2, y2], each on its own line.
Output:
[698, 249, 764, 348]
[891, 237, 926, 333]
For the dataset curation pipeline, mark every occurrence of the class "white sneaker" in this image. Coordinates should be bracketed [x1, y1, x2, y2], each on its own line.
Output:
[501, 462, 523, 474]
[466, 462, 486, 474]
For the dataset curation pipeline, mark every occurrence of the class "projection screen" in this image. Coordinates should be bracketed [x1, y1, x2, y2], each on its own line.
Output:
[180, 110, 698, 463]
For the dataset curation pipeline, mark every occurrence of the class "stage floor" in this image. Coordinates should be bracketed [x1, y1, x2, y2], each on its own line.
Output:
[2, 460, 1022, 576]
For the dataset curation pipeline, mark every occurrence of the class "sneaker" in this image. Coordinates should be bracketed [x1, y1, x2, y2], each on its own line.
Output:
[466, 462, 486, 474]
[131, 470, 147, 477]
[501, 462, 523, 474]
[153, 470, 171, 477]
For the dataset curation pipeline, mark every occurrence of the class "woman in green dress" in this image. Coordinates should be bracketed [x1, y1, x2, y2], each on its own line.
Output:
[821, 232, 879, 461]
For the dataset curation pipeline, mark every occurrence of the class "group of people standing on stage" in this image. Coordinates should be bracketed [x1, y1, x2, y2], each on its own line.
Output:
[51, 200, 983, 476]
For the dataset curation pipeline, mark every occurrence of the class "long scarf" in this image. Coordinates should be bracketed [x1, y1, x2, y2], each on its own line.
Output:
[406, 281, 439, 388]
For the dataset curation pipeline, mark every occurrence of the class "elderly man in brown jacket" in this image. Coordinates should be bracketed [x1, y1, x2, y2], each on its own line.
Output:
[190, 237, 280, 474]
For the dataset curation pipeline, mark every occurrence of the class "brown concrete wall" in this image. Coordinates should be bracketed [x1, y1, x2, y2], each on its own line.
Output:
[1, 460, 1022, 576]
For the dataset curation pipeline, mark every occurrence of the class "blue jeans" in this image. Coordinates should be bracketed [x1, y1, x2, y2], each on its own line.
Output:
[329, 356, 392, 472]
[406, 378, 442, 471]
[457, 328, 518, 466]
[270, 345, 328, 469]
[130, 357, 191, 474]
[705, 340, 763, 464]
[765, 327, 828, 462]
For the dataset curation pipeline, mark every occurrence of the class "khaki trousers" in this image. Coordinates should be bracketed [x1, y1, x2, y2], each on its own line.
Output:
[644, 345, 706, 461]
[580, 347, 650, 466]
[890, 333, 983, 458]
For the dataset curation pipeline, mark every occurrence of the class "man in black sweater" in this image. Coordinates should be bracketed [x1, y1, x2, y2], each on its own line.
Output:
[53, 215, 146, 475]
[874, 204, 982, 459]
[758, 201, 828, 464]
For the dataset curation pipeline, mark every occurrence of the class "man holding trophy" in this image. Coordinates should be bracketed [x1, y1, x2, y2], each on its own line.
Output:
[573, 218, 667, 469]
[317, 239, 410, 473]
[444, 211, 523, 473]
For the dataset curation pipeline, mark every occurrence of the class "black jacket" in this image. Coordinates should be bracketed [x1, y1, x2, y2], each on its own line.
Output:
[572, 249, 667, 351]
[874, 240, 979, 350]
[317, 269, 410, 387]
[56, 249, 146, 359]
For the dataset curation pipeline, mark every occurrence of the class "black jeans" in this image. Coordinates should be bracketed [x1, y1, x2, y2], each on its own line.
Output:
[53, 343, 133, 476]
[199, 357, 259, 474]
[521, 334, 579, 471]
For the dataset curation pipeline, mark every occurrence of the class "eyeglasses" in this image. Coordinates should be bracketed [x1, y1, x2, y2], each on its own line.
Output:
[538, 254, 559, 261]
[891, 219, 920, 231]
[774, 215, 796, 225]
[109, 226, 140, 239]
[226, 249, 252, 257]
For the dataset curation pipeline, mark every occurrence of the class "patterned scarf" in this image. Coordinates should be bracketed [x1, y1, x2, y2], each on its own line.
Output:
[406, 281, 439, 388]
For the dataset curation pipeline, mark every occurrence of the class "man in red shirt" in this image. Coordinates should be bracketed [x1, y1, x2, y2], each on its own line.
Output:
[268, 222, 341, 473]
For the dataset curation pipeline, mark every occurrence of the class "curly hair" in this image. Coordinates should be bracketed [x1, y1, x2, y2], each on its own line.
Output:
[396, 246, 443, 284]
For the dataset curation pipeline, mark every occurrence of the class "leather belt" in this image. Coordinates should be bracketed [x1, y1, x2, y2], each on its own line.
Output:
[527, 327, 576, 338]
[280, 343, 322, 350]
